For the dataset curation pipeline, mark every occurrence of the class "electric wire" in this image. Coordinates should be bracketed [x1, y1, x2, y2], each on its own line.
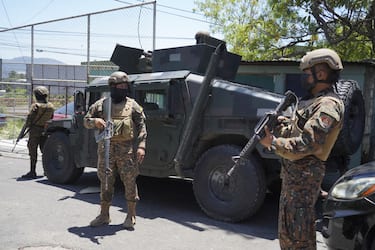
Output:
[111, 0, 216, 50]
[0, 1, 215, 62]
[137, 0, 145, 49]
[22, 0, 56, 25]
[1, 0, 26, 63]
[113, 0, 214, 25]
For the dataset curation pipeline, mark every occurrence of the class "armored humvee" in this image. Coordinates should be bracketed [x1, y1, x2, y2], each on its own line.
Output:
[42, 38, 365, 222]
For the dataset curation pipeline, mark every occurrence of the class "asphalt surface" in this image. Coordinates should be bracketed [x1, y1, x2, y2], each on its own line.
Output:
[0, 139, 328, 250]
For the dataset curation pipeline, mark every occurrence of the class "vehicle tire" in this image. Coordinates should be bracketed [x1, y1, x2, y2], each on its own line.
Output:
[331, 80, 365, 156]
[193, 144, 266, 222]
[42, 131, 84, 184]
[370, 237, 375, 250]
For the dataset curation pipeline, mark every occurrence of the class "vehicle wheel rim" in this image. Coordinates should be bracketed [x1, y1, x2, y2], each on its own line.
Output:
[53, 144, 65, 170]
[208, 165, 235, 202]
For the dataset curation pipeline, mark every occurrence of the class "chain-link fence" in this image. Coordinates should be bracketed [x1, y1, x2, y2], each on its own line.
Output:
[0, 1, 156, 140]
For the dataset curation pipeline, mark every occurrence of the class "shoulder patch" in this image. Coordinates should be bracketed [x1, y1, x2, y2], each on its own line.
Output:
[318, 113, 334, 129]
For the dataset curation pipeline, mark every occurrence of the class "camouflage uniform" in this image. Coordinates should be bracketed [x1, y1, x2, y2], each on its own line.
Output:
[26, 102, 55, 161]
[84, 95, 147, 228]
[22, 87, 54, 178]
[271, 89, 344, 249]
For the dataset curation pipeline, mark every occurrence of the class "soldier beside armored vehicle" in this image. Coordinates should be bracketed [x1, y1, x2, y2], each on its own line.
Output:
[41, 38, 365, 222]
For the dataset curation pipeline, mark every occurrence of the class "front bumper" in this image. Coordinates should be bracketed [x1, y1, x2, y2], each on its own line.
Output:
[322, 198, 375, 250]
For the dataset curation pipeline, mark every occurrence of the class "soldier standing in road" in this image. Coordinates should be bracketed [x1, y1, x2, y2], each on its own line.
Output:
[260, 48, 345, 250]
[21, 86, 54, 179]
[84, 71, 147, 230]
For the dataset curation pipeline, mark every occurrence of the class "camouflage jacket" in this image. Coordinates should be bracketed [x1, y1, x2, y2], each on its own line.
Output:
[84, 97, 147, 150]
[25, 101, 55, 129]
[271, 88, 345, 161]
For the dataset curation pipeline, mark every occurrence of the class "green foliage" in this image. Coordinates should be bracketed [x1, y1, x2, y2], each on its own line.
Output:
[0, 86, 28, 98]
[194, 0, 375, 61]
[0, 117, 25, 140]
[5, 70, 26, 82]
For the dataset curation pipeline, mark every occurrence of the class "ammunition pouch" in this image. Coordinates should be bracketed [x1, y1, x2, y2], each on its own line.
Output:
[113, 117, 134, 141]
[111, 98, 134, 141]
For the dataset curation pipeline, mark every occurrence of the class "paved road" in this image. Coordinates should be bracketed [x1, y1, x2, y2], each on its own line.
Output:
[0, 140, 328, 250]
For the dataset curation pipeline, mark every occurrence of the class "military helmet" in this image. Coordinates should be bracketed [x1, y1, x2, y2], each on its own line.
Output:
[108, 71, 129, 86]
[300, 48, 343, 71]
[33, 86, 49, 97]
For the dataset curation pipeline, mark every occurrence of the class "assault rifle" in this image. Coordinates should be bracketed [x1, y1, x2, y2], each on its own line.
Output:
[95, 95, 113, 191]
[225, 90, 298, 181]
[12, 123, 29, 152]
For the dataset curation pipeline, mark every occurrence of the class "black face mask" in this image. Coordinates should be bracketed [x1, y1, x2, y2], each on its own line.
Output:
[110, 87, 129, 103]
[34, 93, 47, 103]
[300, 73, 315, 92]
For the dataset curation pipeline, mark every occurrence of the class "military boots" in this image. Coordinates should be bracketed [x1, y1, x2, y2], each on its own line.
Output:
[21, 171, 37, 179]
[123, 201, 136, 229]
[90, 202, 111, 227]
[21, 159, 37, 179]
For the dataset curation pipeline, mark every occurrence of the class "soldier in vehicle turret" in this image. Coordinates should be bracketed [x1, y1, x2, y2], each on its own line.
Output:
[260, 48, 345, 250]
[20, 86, 54, 179]
[84, 71, 147, 230]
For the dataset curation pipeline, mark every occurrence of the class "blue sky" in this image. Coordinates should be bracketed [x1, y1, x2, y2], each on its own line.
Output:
[0, 0, 218, 64]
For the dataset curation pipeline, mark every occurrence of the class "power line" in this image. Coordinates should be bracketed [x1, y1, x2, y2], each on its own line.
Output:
[0, 31, 194, 56]
[0, 1, 156, 32]
[0, 1, 213, 62]
[137, 0, 145, 49]
[22, 0, 56, 25]
[1, 0, 26, 63]
[113, 0, 215, 25]
[115, 0, 207, 17]
[0, 27, 195, 40]
[0, 1, 213, 39]
[157, 2, 206, 17]
[0, 33, 192, 52]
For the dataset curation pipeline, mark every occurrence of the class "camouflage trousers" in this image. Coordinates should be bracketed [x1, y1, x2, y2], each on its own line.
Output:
[27, 127, 46, 162]
[278, 156, 325, 250]
[97, 140, 139, 203]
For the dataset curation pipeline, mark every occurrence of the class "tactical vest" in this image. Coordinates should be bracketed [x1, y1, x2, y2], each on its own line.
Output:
[110, 98, 134, 142]
[33, 102, 54, 127]
[286, 93, 343, 161]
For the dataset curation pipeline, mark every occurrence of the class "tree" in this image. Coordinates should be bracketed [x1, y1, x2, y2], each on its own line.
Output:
[194, 0, 289, 60]
[7, 70, 26, 81]
[194, 0, 375, 61]
[271, 0, 375, 60]
[8, 70, 18, 79]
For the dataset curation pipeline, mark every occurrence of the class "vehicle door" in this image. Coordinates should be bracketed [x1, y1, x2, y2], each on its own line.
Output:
[73, 90, 102, 168]
[134, 80, 186, 176]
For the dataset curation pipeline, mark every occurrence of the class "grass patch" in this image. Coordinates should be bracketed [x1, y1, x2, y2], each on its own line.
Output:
[0, 118, 26, 140]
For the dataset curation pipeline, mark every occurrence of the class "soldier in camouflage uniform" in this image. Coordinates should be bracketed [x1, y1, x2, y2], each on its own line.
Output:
[84, 71, 147, 230]
[21, 86, 54, 179]
[260, 48, 345, 250]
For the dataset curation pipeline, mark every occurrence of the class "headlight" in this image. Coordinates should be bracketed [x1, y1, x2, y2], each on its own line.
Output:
[331, 177, 375, 199]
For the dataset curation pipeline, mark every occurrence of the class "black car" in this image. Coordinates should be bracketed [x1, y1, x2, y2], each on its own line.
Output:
[322, 161, 375, 250]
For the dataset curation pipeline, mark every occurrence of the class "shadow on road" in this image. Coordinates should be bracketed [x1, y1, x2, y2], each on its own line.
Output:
[68, 224, 125, 244]
[37, 170, 279, 241]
